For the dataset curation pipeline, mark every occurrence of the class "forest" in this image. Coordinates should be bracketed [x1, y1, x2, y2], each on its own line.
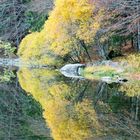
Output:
[0, 0, 139, 66]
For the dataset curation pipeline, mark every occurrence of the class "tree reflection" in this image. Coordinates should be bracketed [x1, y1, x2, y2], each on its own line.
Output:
[120, 81, 140, 97]
[18, 68, 140, 140]
[0, 75, 51, 140]
[18, 68, 100, 140]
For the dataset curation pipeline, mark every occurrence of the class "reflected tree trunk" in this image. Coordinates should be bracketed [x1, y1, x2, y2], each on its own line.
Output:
[135, 96, 139, 121]
[137, 0, 140, 51]
[75, 81, 90, 103]
[94, 82, 107, 106]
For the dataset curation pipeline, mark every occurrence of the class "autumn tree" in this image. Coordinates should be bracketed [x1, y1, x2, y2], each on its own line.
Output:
[18, 0, 101, 65]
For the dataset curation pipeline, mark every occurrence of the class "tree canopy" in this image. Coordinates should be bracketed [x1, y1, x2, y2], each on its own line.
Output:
[18, 0, 101, 65]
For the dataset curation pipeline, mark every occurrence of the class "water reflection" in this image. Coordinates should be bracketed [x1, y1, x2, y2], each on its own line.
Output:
[18, 68, 100, 140]
[120, 81, 140, 97]
[17, 68, 140, 140]
[0, 68, 52, 140]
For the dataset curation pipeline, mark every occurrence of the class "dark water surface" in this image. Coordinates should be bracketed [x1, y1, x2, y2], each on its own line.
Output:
[0, 67, 140, 140]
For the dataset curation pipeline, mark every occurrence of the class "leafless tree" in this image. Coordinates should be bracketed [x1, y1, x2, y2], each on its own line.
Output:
[0, 0, 28, 46]
[0, 0, 54, 46]
[92, 0, 140, 53]
[103, 0, 140, 50]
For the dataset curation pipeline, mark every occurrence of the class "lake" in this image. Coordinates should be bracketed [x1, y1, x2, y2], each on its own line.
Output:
[0, 66, 140, 140]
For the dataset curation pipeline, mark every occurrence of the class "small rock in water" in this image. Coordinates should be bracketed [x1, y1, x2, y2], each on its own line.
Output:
[101, 76, 112, 83]
[60, 63, 85, 78]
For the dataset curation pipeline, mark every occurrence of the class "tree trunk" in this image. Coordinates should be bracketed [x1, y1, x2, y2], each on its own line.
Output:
[137, 0, 140, 51]
[98, 41, 108, 60]
[138, 21, 140, 51]
[131, 35, 134, 48]
[135, 97, 139, 121]
[133, 34, 138, 51]
[79, 40, 92, 62]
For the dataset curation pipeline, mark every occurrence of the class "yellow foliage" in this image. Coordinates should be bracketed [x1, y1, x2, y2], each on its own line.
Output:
[120, 81, 140, 97]
[115, 53, 140, 73]
[18, 0, 100, 65]
[116, 54, 140, 97]
[18, 68, 100, 140]
[44, 98, 100, 140]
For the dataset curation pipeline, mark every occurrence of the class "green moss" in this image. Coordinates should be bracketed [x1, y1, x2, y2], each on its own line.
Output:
[81, 66, 121, 80]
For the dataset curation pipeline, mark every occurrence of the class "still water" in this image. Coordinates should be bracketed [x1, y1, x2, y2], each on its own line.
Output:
[0, 67, 140, 140]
